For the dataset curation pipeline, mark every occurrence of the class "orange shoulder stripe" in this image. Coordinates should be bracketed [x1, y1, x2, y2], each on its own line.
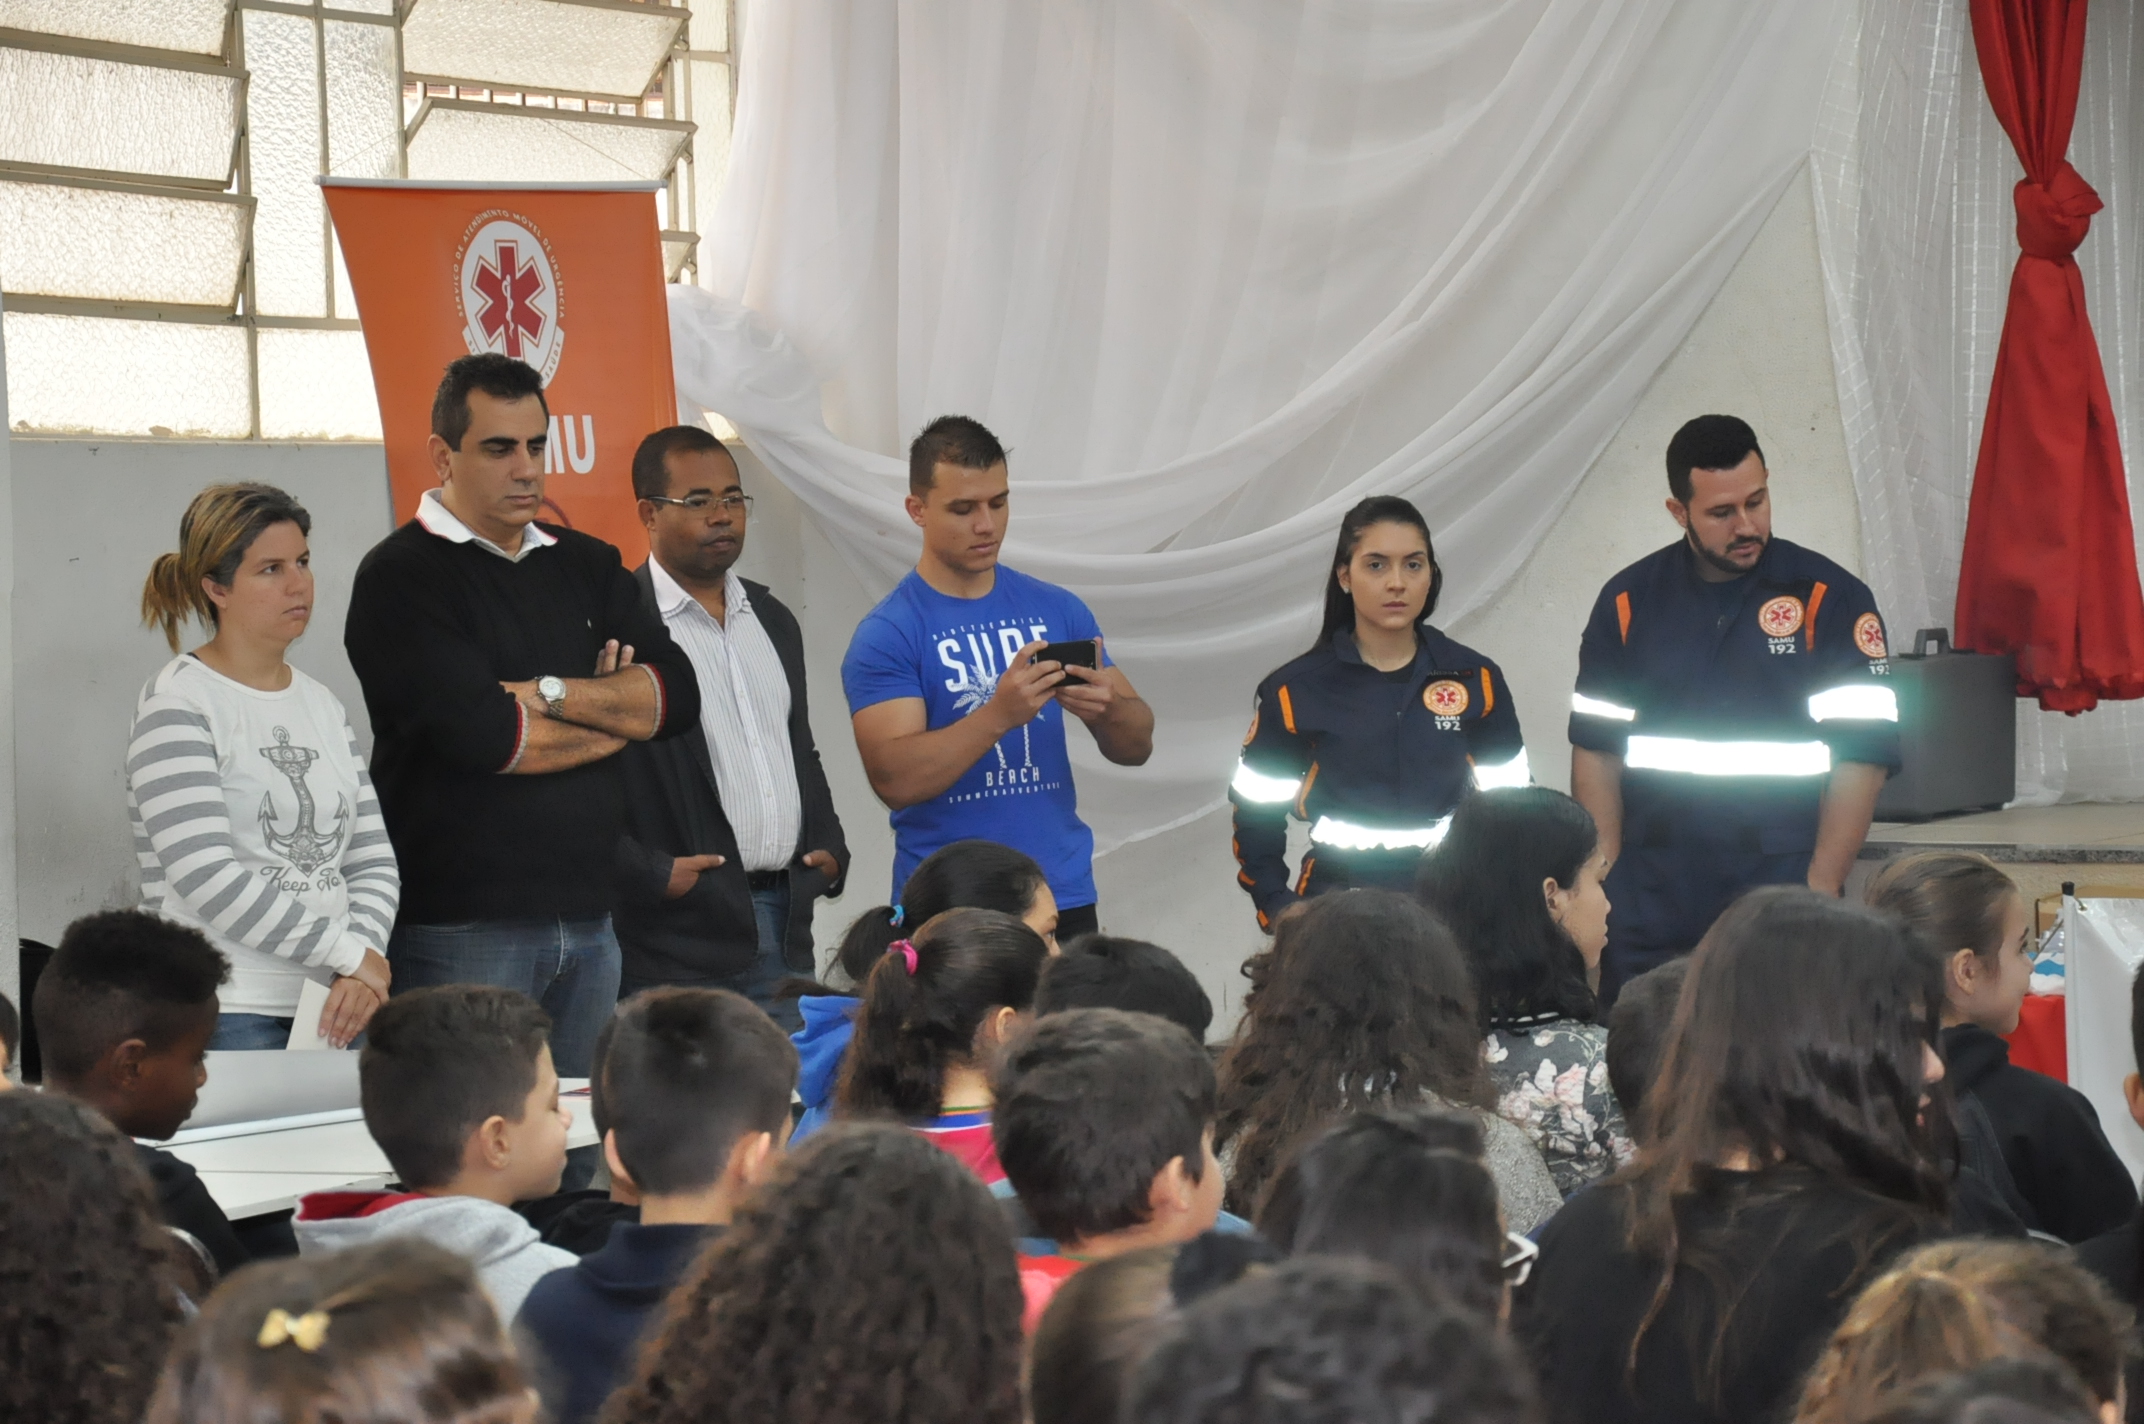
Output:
[1479, 667, 1495, 716]
[1615, 591, 1632, 643]
[1277, 683, 1296, 734]
[1805, 581, 1828, 650]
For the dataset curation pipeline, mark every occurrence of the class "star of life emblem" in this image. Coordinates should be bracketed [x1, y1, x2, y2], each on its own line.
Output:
[456, 212, 564, 382]
[1424, 680, 1470, 717]
[1758, 596, 1805, 639]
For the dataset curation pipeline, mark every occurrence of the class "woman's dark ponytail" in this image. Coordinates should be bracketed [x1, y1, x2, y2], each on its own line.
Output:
[835, 908, 1050, 1121]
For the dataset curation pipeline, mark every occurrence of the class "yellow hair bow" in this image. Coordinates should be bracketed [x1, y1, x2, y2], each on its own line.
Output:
[256, 1307, 331, 1353]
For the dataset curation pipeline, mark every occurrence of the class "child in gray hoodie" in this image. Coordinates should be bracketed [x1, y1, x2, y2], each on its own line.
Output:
[296, 985, 574, 1320]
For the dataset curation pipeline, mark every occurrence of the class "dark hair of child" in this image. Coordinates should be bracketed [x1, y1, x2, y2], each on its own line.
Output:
[1029, 1246, 1179, 1424]
[596, 987, 799, 1195]
[828, 839, 1051, 987]
[31, 908, 227, 1090]
[1415, 786, 1600, 1027]
[359, 985, 553, 1189]
[146, 1238, 530, 1424]
[991, 1007, 1216, 1243]
[836, 906, 1049, 1121]
[1035, 935, 1213, 1042]
[1604, 957, 1691, 1129]
[1860, 1358, 2102, 1424]
[1126, 1256, 1541, 1424]
[1257, 1104, 1506, 1320]
[1214, 889, 1493, 1215]
[603, 1122, 1025, 1424]
[0, 1091, 187, 1424]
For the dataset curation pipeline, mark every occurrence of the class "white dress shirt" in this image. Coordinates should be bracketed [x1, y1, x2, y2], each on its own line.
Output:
[649, 559, 803, 873]
[415, 487, 558, 562]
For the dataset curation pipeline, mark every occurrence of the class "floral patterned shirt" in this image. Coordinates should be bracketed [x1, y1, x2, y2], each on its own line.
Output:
[1483, 1018, 1632, 1198]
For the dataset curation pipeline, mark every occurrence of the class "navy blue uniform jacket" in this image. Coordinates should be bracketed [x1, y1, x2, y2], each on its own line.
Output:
[1231, 627, 1526, 926]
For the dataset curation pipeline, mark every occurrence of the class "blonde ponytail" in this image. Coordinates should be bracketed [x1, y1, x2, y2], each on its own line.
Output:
[141, 483, 314, 652]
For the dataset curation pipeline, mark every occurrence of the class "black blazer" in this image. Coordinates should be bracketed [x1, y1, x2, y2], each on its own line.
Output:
[613, 565, 848, 982]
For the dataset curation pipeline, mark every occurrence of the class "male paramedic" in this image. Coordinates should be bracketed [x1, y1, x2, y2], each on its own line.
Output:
[1568, 414, 1900, 1002]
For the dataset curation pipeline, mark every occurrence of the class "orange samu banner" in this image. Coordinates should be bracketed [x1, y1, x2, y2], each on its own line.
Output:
[322, 180, 675, 562]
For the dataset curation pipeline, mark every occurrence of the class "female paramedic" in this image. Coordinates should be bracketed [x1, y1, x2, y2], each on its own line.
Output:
[1230, 496, 1528, 930]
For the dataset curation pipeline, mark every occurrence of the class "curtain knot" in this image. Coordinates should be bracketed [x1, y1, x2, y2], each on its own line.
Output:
[2013, 162, 2102, 260]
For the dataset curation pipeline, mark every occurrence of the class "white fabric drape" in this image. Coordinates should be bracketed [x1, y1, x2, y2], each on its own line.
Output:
[1813, 0, 2144, 803]
[674, 0, 1845, 851]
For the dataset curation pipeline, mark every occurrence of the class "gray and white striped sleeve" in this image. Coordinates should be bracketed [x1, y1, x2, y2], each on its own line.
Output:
[337, 723, 399, 952]
[126, 689, 362, 975]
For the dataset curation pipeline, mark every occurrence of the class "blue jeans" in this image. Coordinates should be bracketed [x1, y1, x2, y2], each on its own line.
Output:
[619, 881, 799, 1032]
[388, 915, 623, 1078]
[209, 1013, 296, 1051]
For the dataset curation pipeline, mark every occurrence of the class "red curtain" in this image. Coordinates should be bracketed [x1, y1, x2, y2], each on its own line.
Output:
[1955, 0, 2144, 712]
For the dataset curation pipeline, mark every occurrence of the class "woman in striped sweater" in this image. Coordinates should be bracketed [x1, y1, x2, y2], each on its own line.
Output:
[130, 483, 399, 1051]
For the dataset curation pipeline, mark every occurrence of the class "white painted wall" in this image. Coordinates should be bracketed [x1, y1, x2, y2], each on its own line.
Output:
[8, 169, 1860, 1040]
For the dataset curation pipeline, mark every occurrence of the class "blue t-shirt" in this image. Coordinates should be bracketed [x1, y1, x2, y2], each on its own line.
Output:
[841, 566, 1107, 907]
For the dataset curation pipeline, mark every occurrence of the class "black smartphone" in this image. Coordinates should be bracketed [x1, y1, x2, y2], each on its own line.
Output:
[1033, 638, 1099, 671]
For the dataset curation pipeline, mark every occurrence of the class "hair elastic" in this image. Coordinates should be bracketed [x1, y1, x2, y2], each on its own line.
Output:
[889, 904, 905, 928]
[257, 1307, 331, 1353]
[886, 939, 919, 976]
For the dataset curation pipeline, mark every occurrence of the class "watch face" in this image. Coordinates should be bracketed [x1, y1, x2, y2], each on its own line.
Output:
[539, 676, 565, 700]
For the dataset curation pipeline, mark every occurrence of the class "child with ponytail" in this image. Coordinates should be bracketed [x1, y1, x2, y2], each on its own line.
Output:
[793, 839, 1058, 1139]
[833, 906, 1051, 1183]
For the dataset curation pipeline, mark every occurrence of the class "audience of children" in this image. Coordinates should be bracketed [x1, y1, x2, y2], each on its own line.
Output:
[1868, 851, 2137, 1243]
[605, 1121, 1026, 1424]
[1257, 1104, 1513, 1322]
[1032, 934, 1214, 1042]
[1793, 1239, 2129, 1424]
[793, 837, 1059, 1137]
[833, 904, 1050, 1183]
[1213, 888, 1561, 1231]
[1416, 786, 1629, 1194]
[22, 833, 2144, 1424]
[146, 1238, 534, 1424]
[1126, 1255, 1544, 1424]
[294, 985, 575, 1319]
[31, 907, 297, 1271]
[1516, 888, 1954, 1424]
[0, 1090, 187, 1424]
[989, 1006, 1224, 1330]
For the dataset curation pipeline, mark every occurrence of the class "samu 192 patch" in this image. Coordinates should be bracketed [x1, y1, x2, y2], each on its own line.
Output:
[1423, 679, 1470, 717]
[1757, 596, 1805, 638]
[1855, 612, 1888, 659]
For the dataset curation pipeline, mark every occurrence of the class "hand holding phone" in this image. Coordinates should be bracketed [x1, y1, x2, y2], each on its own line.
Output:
[1033, 638, 1099, 671]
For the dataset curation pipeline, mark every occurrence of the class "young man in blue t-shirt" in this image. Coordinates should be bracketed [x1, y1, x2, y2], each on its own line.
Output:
[842, 416, 1154, 937]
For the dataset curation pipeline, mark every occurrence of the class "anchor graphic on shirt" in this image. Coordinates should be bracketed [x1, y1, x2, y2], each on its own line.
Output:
[258, 727, 349, 876]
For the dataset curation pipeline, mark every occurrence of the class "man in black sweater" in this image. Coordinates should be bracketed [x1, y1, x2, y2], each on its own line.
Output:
[344, 355, 699, 1077]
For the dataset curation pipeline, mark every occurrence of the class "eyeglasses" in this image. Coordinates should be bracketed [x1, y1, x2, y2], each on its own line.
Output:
[647, 493, 753, 515]
[1501, 1231, 1539, 1287]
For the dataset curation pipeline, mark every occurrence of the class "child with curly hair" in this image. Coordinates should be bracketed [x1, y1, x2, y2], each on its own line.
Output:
[0, 1091, 188, 1424]
[146, 1237, 533, 1424]
[604, 1122, 1025, 1424]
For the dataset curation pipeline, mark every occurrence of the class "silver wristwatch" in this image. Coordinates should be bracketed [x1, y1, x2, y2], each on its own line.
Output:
[537, 675, 567, 719]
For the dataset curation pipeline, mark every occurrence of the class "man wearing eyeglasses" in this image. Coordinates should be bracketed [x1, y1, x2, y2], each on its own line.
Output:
[612, 424, 848, 1028]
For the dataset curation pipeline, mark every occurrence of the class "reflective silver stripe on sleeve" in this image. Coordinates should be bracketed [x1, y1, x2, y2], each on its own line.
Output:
[1231, 760, 1304, 804]
[1571, 692, 1637, 721]
[1308, 814, 1453, 851]
[1624, 735, 1832, 777]
[1472, 751, 1532, 790]
[1807, 684, 1899, 722]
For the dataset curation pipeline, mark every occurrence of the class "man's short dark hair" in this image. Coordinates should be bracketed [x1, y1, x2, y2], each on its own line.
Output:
[360, 986, 552, 1190]
[431, 353, 549, 451]
[31, 910, 228, 1087]
[631, 424, 730, 502]
[1606, 957, 1691, 1125]
[595, 987, 799, 1196]
[991, 1007, 1215, 1243]
[1127, 1257, 1542, 1424]
[1035, 937, 1213, 1043]
[908, 415, 1007, 496]
[1665, 414, 1764, 503]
